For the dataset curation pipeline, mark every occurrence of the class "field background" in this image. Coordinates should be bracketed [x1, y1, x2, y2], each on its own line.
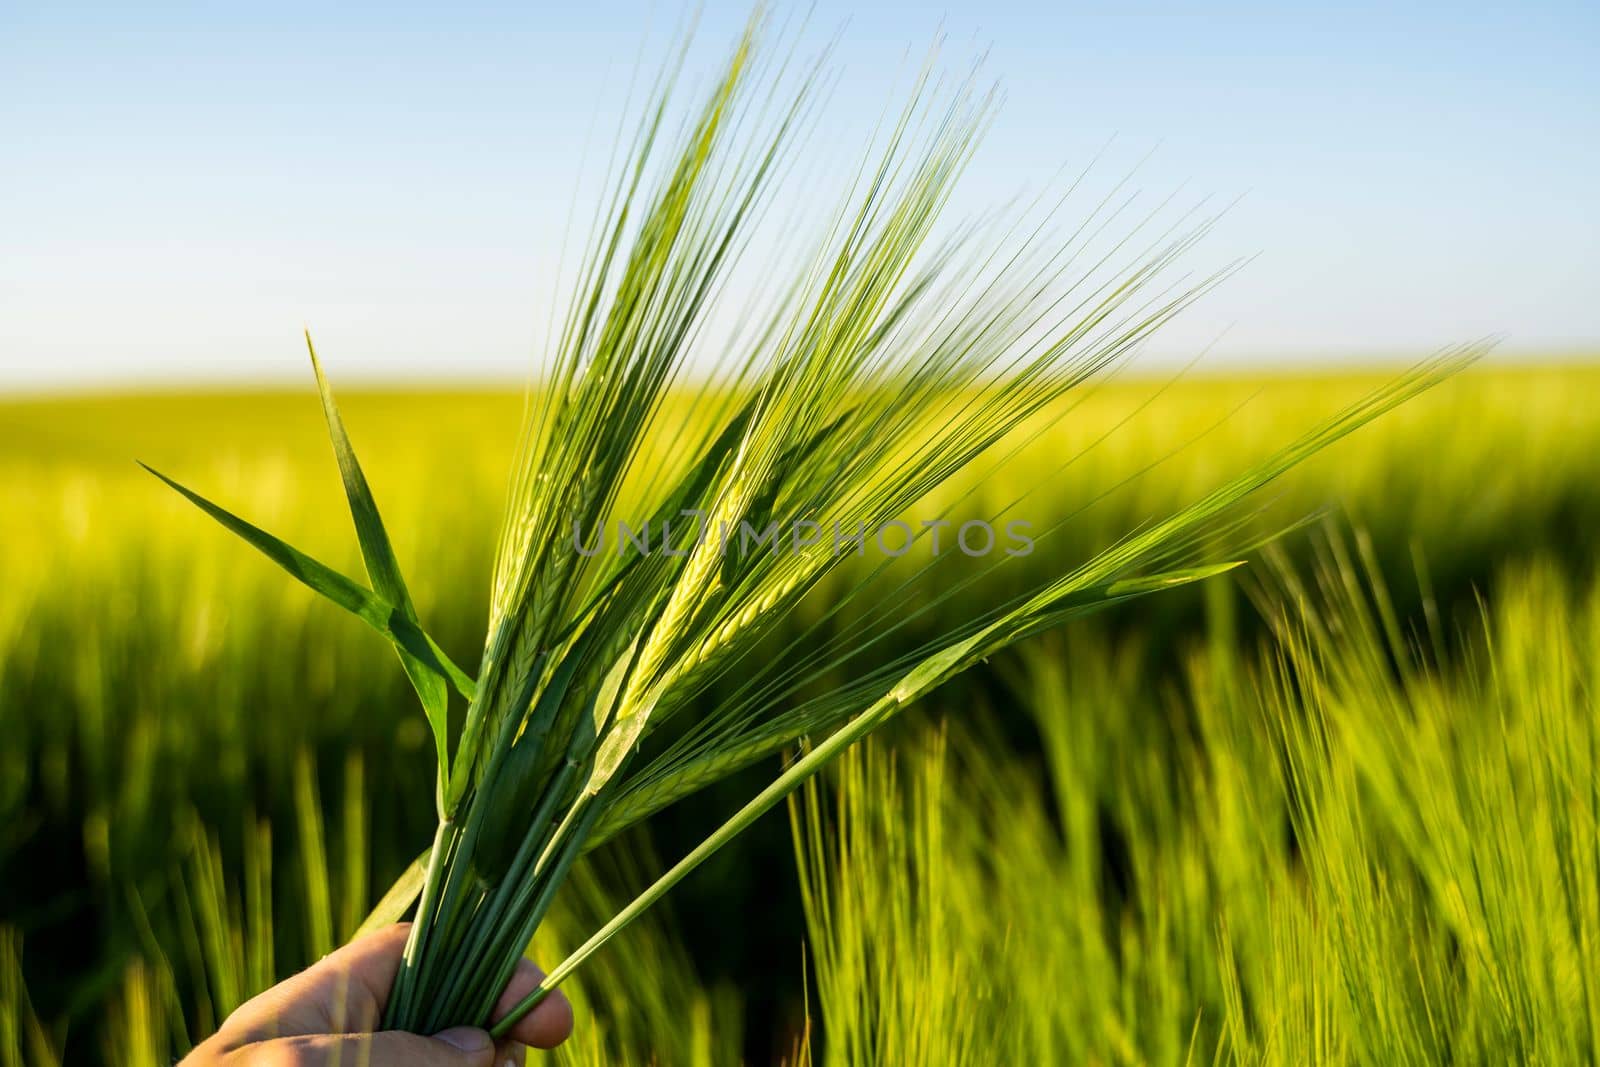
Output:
[2, 361, 1598, 1064]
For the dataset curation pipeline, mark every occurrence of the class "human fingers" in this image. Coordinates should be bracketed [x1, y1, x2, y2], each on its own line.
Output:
[221, 1026, 496, 1066]
[216, 924, 415, 1042]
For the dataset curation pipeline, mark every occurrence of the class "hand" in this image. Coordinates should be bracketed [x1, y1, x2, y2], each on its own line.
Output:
[181, 923, 574, 1066]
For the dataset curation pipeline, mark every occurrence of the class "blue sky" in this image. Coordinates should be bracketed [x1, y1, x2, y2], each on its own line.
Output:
[2, 1, 1596, 388]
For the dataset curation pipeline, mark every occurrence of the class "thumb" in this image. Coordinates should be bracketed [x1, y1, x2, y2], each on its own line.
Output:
[238, 1026, 498, 1065]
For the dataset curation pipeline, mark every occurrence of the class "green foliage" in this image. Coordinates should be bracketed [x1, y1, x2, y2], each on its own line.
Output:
[307, 334, 458, 791]
[793, 539, 1600, 1064]
[0, 362, 1595, 1061]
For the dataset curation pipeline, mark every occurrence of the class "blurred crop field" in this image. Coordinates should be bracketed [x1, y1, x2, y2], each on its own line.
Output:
[2, 362, 1598, 1064]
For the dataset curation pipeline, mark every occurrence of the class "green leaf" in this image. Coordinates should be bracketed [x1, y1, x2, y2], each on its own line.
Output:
[141, 463, 476, 702]
[306, 333, 452, 788]
[354, 849, 432, 939]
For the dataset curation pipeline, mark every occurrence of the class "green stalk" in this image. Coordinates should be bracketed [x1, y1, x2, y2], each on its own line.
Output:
[421, 759, 581, 1027]
[398, 681, 542, 1024]
[475, 804, 602, 1026]
[386, 817, 456, 1028]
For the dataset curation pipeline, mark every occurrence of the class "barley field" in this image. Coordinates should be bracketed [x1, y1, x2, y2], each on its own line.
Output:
[1, 362, 1597, 1064]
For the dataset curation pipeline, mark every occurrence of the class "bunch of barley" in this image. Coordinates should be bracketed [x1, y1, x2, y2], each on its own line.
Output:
[149, 14, 1475, 1038]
